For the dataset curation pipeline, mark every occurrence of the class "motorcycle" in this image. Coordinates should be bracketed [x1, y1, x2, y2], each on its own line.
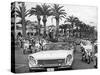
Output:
[81, 47, 93, 64]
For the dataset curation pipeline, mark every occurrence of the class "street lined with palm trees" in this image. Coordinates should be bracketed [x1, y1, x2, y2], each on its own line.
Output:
[12, 2, 97, 41]
[11, 2, 97, 73]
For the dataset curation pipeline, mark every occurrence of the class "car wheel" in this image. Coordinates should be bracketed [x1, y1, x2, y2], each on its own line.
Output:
[29, 68, 33, 72]
[69, 60, 74, 70]
[68, 66, 73, 70]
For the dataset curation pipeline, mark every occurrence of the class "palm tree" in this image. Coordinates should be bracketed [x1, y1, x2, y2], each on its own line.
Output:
[40, 4, 52, 38]
[78, 22, 91, 38]
[16, 2, 29, 38]
[11, 2, 16, 43]
[11, 2, 15, 30]
[11, 2, 15, 22]
[73, 18, 82, 37]
[65, 15, 79, 36]
[29, 5, 43, 36]
[51, 4, 66, 39]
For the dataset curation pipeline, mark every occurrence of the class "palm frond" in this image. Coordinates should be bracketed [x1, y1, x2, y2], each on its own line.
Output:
[16, 20, 22, 24]
[36, 5, 43, 15]
[16, 10, 22, 18]
[60, 15, 66, 19]
[58, 6, 64, 11]
[41, 3, 51, 15]
[28, 7, 36, 16]
[25, 9, 30, 16]
[51, 4, 67, 20]
[16, 4, 28, 18]
[19, 6, 23, 13]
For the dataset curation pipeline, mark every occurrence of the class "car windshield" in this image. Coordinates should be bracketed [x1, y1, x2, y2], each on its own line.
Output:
[24, 37, 74, 53]
[43, 42, 74, 51]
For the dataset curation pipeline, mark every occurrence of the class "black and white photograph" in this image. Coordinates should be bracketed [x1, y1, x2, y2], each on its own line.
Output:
[11, 1, 98, 73]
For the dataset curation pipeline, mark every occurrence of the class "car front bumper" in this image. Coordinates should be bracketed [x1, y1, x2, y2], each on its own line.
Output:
[29, 64, 72, 72]
[28, 58, 73, 72]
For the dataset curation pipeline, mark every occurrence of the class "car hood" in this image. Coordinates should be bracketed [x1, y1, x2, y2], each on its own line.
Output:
[29, 50, 73, 60]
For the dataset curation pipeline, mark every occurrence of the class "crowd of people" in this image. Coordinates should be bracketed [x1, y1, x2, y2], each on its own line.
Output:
[15, 32, 49, 54]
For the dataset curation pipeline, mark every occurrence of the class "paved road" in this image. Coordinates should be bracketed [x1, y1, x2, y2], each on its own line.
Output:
[15, 47, 95, 73]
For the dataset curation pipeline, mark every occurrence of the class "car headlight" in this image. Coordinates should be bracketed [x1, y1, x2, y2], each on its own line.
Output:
[66, 54, 72, 62]
[29, 56, 37, 65]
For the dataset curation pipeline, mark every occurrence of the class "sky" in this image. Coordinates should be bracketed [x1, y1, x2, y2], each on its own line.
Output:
[16, 2, 98, 27]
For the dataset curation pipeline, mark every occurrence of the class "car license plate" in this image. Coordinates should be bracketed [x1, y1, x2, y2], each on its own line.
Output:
[47, 68, 54, 71]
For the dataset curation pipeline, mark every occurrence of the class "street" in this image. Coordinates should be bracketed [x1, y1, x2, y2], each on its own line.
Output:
[15, 46, 95, 73]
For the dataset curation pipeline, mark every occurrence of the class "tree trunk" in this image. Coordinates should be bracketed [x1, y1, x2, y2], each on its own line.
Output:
[64, 29, 66, 39]
[37, 15, 41, 36]
[71, 22, 74, 37]
[43, 16, 47, 38]
[22, 2, 26, 38]
[43, 22, 46, 38]
[56, 19, 59, 40]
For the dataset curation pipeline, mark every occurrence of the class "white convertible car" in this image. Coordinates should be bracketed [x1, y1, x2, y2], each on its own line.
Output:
[28, 43, 74, 72]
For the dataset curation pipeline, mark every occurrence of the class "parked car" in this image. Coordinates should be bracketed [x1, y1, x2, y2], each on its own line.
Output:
[28, 43, 74, 72]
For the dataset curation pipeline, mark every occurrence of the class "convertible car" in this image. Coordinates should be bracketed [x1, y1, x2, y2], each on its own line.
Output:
[28, 43, 74, 72]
